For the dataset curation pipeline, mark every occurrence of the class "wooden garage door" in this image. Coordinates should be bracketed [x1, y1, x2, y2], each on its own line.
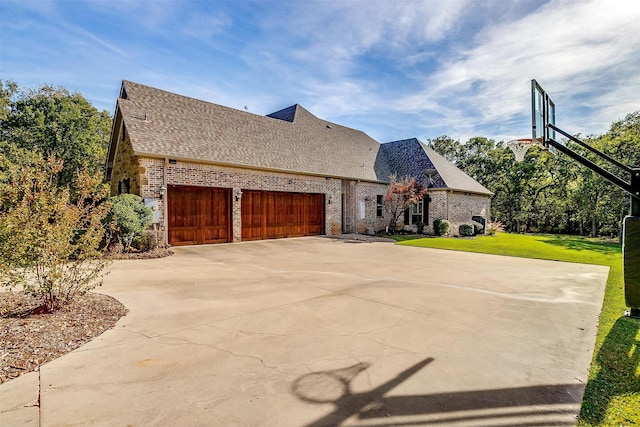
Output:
[168, 185, 231, 246]
[241, 190, 324, 241]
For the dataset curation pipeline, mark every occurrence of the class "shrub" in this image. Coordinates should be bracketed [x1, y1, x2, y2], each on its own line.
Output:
[137, 230, 165, 252]
[472, 221, 484, 235]
[415, 221, 425, 234]
[487, 220, 505, 236]
[0, 148, 111, 312]
[106, 194, 153, 251]
[434, 219, 450, 236]
[459, 224, 474, 236]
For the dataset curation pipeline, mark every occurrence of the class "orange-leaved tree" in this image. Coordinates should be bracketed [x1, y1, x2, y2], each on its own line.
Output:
[383, 174, 427, 232]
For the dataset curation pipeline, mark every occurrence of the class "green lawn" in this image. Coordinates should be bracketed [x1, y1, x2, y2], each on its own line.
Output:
[394, 233, 639, 426]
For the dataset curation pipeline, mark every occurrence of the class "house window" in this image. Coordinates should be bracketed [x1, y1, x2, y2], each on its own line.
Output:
[376, 195, 383, 217]
[118, 178, 130, 195]
[411, 200, 423, 224]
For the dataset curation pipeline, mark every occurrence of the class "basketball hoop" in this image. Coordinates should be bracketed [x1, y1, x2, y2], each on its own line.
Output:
[507, 138, 536, 162]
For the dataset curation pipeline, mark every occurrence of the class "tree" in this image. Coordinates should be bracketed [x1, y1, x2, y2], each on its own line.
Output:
[383, 174, 427, 231]
[426, 110, 640, 237]
[0, 81, 112, 187]
[0, 142, 111, 312]
[427, 135, 463, 163]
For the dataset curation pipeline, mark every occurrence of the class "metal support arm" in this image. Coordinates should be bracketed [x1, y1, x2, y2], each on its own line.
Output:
[548, 124, 632, 173]
[546, 139, 638, 202]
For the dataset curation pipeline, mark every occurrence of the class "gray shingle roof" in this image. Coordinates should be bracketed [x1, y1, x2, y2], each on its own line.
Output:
[381, 138, 493, 195]
[112, 81, 492, 195]
[117, 81, 384, 181]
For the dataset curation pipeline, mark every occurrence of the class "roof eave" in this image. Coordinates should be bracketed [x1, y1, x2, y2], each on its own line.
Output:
[133, 151, 387, 184]
[429, 186, 494, 196]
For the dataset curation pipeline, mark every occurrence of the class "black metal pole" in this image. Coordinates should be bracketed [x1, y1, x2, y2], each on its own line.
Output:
[549, 124, 632, 173]
[626, 168, 640, 317]
[546, 139, 633, 195]
[632, 168, 640, 217]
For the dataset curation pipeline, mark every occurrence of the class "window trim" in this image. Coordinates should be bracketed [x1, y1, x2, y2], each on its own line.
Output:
[376, 195, 384, 217]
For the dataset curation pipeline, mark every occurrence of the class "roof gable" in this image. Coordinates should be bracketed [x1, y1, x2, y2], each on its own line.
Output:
[117, 81, 384, 181]
[381, 138, 493, 195]
[266, 104, 297, 122]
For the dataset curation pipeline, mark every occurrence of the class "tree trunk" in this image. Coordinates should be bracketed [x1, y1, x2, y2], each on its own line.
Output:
[591, 217, 597, 237]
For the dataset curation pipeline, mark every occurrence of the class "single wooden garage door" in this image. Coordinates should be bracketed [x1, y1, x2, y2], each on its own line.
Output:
[241, 190, 324, 241]
[168, 185, 231, 246]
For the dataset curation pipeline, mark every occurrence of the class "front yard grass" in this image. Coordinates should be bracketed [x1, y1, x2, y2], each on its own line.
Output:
[394, 233, 639, 427]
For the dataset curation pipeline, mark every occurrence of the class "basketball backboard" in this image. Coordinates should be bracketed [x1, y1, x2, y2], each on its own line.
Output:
[531, 79, 556, 153]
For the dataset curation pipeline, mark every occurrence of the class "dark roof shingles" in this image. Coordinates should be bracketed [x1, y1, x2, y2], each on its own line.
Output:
[118, 81, 492, 195]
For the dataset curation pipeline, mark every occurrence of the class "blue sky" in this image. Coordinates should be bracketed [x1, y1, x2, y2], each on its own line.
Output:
[1, 0, 639, 144]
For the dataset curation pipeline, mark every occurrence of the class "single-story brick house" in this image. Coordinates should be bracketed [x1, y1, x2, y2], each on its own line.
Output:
[106, 81, 492, 245]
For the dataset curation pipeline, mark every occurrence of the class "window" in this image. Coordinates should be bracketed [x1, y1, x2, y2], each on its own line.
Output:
[411, 201, 423, 216]
[411, 200, 423, 224]
[118, 178, 130, 195]
[376, 195, 383, 217]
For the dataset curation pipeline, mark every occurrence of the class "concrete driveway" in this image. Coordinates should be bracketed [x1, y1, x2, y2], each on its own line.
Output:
[1, 237, 608, 426]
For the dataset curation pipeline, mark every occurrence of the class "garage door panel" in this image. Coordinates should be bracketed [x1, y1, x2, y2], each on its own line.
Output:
[305, 194, 325, 235]
[241, 191, 264, 241]
[199, 188, 230, 244]
[170, 229, 198, 246]
[168, 185, 231, 246]
[241, 190, 324, 240]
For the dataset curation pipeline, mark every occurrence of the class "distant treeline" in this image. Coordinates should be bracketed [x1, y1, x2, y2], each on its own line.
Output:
[427, 111, 640, 237]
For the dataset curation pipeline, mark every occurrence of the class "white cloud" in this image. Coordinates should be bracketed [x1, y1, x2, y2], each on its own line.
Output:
[401, 0, 640, 140]
[256, 0, 471, 76]
[4, 0, 638, 144]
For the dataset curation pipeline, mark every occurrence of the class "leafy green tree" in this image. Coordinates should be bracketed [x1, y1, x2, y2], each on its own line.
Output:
[106, 194, 153, 251]
[427, 135, 463, 163]
[0, 81, 112, 187]
[0, 80, 18, 122]
[0, 143, 111, 312]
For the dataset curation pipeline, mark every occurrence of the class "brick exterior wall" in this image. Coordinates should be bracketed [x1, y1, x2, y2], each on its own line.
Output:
[134, 158, 343, 242]
[421, 190, 490, 235]
[109, 134, 141, 196]
[425, 189, 448, 234]
[110, 154, 491, 242]
[447, 192, 491, 234]
[341, 180, 356, 233]
[354, 182, 390, 234]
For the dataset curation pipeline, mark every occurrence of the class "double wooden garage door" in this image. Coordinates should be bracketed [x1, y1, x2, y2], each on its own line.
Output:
[168, 185, 324, 246]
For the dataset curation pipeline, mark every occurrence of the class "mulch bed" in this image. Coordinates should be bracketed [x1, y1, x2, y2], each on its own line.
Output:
[0, 292, 127, 384]
[110, 247, 175, 260]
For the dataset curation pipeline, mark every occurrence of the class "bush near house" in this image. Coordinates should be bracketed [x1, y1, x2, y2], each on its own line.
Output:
[136, 230, 166, 252]
[434, 219, 450, 236]
[106, 194, 153, 252]
[487, 220, 505, 236]
[459, 224, 474, 236]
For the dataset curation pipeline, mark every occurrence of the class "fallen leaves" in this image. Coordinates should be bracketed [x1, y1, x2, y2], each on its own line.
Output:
[0, 292, 127, 384]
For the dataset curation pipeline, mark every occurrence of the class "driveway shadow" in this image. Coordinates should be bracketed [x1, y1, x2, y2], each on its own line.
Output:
[538, 235, 621, 256]
[579, 316, 640, 424]
[292, 358, 584, 426]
